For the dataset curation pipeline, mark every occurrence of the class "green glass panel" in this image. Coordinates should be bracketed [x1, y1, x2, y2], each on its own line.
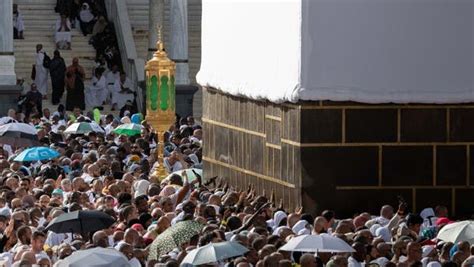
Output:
[150, 75, 158, 111]
[160, 76, 169, 111]
[170, 76, 175, 110]
[146, 76, 150, 106]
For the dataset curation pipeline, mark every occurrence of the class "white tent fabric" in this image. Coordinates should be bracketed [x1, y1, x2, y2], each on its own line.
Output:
[197, 0, 474, 104]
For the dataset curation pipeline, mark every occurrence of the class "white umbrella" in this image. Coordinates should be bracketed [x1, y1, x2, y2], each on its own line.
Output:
[56, 247, 131, 267]
[437, 220, 474, 244]
[279, 234, 355, 253]
[0, 122, 39, 147]
[182, 241, 249, 265]
[64, 122, 105, 135]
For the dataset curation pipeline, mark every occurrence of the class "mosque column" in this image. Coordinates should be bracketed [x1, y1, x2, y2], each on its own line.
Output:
[169, 0, 189, 85]
[0, 0, 16, 85]
[148, 0, 165, 60]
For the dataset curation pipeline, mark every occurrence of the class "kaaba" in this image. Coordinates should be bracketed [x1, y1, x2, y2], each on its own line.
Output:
[197, 0, 474, 218]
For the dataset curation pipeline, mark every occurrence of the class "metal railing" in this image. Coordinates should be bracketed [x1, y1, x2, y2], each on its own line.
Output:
[105, 0, 145, 113]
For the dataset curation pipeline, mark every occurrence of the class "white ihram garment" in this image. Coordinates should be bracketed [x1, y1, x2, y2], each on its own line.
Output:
[35, 51, 49, 96]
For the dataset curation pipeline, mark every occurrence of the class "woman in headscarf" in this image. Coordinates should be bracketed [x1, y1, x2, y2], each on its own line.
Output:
[78, 2, 95, 36]
[65, 57, 85, 111]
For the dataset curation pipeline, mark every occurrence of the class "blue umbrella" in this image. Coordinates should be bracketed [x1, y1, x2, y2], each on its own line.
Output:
[14, 147, 60, 162]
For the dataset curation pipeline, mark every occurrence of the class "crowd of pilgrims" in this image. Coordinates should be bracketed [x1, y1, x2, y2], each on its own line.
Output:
[0, 107, 469, 266]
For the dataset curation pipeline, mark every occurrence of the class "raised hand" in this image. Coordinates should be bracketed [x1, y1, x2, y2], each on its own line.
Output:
[295, 206, 303, 215]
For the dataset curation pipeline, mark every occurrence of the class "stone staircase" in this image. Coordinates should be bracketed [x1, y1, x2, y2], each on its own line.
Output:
[13, 0, 117, 115]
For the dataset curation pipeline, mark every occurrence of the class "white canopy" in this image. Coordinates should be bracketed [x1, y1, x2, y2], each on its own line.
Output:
[197, 0, 474, 104]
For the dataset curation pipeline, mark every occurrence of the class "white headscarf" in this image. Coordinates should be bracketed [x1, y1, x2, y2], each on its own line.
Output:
[375, 226, 391, 242]
[292, 220, 308, 234]
[133, 180, 150, 198]
[267, 210, 287, 230]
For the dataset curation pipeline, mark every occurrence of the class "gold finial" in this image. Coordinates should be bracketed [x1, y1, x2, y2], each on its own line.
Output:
[156, 25, 164, 51]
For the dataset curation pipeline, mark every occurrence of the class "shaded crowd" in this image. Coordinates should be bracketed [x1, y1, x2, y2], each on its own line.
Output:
[0, 107, 472, 267]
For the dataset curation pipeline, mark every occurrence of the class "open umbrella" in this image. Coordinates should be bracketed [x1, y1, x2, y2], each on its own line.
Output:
[14, 147, 60, 162]
[148, 220, 204, 260]
[437, 220, 474, 244]
[46, 210, 115, 234]
[279, 234, 355, 253]
[113, 123, 142, 136]
[0, 122, 39, 147]
[164, 168, 203, 184]
[182, 241, 249, 265]
[64, 122, 105, 135]
[56, 247, 131, 267]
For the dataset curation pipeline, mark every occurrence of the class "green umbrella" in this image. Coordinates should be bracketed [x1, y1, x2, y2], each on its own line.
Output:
[148, 220, 203, 260]
[113, 123, 142, 136]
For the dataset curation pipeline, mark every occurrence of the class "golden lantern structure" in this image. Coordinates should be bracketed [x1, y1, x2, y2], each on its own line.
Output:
[145, 26, 176, 180]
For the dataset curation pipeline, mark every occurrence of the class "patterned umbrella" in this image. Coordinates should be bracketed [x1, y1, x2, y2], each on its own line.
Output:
[113, 123, 142, 136]
[14, 147, 60, 162]
[148, 220, 203, 260]
[0, 122, 39, 147]
[64, 122, 105, 135]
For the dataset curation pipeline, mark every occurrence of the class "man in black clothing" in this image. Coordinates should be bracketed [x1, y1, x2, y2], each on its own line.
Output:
[23, 83, 43, 118]
[49, 50, 67, 105]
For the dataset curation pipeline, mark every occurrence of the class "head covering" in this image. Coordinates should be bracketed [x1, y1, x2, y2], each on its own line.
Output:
[292, 220, 308, 234]
[0, 207, 11, 218]
[427, 262, 442, 267]
[420, 208, 435, 220]
[134, 180, 150, 198]
[375, 226, 391, 242]
[131, 223, 144, 232]
[52, 188, 63, 196]
[269, 211, 287, 230]
[370, 224, 382, 236]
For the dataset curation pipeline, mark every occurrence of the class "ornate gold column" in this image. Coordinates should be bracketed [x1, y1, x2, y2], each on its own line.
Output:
[145, 26, 176, 180]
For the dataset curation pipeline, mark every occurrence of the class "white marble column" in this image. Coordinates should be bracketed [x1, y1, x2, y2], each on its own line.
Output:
[0, 0, 16, 85]
[169, 0, 189, 85]
[148, 0, 165, 60]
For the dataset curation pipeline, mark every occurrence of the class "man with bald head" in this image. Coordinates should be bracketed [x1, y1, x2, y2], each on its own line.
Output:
[81, 164, 100, 184]
[300, 253, 317, 267]
[92, 230, 109, 248]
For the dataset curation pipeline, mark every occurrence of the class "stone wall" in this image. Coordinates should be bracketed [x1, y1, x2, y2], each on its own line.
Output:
[203, 87, 474, 218]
